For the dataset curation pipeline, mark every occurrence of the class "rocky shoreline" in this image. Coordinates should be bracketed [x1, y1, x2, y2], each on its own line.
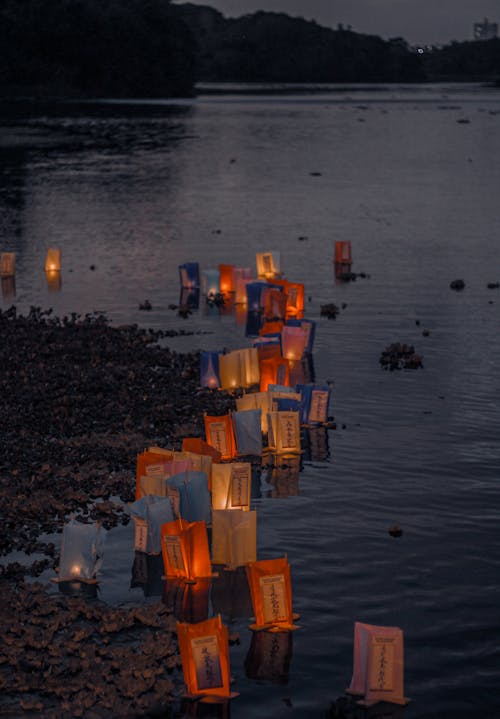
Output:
[0, 306, 235, 717]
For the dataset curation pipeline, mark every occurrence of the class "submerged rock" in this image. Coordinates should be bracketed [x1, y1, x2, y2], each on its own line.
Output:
[450, 279, 465, 290]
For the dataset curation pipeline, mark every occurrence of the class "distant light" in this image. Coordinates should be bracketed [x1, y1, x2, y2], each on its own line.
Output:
[417, 48, 424, 54]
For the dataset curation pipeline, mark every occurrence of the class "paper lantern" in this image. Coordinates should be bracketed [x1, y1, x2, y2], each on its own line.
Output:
[281, 325, 308, 361]
[130, 495, 175, 554]
[256, 251, 280, 279]
[267, 411, 301, 454]
[173, 450, 214, 492]
[161, 519, 212, 582]
[202, 268, 220, 298]
[259, 357, 290, 392]
[299, 384, 331, 425]
[164, 577, 211, 623]
[0, 252, 15, 277]
[233, 408, 263, 456]
[219, 348, 259, 390]
[167, 471, 211, 524]
[236, 392, 269, 433]
[177, 615, 238, 699]
[334, 240, 352, 264]
[137, 452, 192, 501]
[136, 447, 173, 498]
[211, 463, 252, 511]
[57, 519, 106, 583]
[346, 622, 410, 707]
[245, 630, 293, 684]
[284, 282, 304, 319]
[204, 414, 237, 460]
[262, 287, 287, 321]
[286, 319, 316, 354]
[246, 556, 299, 631]
[259, 320, 284, 337]
[200, 351, 221, 389]
[218, 264, 235, 295]
[234, 268, 252, 304]
[179, 262, 200, 288]
[44, 247, 61, 272]
[212, 509, 257, 569]
[182, 438, 222, 464]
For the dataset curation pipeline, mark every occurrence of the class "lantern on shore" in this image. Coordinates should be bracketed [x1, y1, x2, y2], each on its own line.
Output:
[246, 556, 299, 632]
[161, 519, 212, 583]
[236, 391, 269, 433]
[0, 252, 15, 277]
[200, 351, 221, 389]
[212, 509, 257, 569]
[281, 325, 308, 361]
[233, 408, 263, 456]
[130, 495, 175, 555]
[177, 615, 238, 699]
[256, 251, 280, 279]
[57, 519, 106, 583]
[44, 248, 61, 272]
[334, 240, 352, 264]
[267, 411, 301, 454]
[204, 413, 237, 460]
[202, 269, 220, 298]
[179, 262, 200, 289]
[211, 463, 252, 511]
[346, 622, 410, 707]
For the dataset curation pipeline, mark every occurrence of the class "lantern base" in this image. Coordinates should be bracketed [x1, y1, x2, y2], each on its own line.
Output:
[249, 622, 301, 633]
[183, 692, 240, 702]
[356, 698, 411, 708]
[51, 576, 98, 585]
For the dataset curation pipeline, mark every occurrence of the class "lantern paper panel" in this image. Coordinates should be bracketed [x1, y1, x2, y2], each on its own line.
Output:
[346, 622, 410, 707]
[262, 287, 287, 321]
[256, 251, 280, 279]
[299, 384, 331, 425]
[44, 247, 61, 272]
[200, 351, 221, 389]
[0, 252, 15, 277]
[245, 630, 293, 684]
[236, 392, 269, 433]
[267, 411, 301, 454]
[274, 397, 300, 413]
[211, 463, 252, 511]
[136, 448, 174, 499]
[234, 268, 252, 304]
[167, 471, 211, 524]
[246, 556, 299, 631]
[130, 496, 175, 555]
[218, 264, 235, 295]
[58, 519, 106, 583]
[164, 577, 211, 624]
[204, 414, 237, 460]
[202, 269, 220, 297]
[259, 356, 290, 392]
[179, 262, 200, 289]
[177, 615, 237, 699]
[233, 408, 263, 456]
[286, 319, 316, 354]
[173, 451, 214, 484]
[218, 351, 242, 391]
[138, 458, 193, 500]
[161, 519, 212, 582]
[284, 282, 304, 319]
[334, 240, 352, 264]
[246, 281, 267, 312]
[212, 509, 257, 569]
[281, 325, 308, 361]
[182, 438, 222, 464]
[259, 320, 284, 337]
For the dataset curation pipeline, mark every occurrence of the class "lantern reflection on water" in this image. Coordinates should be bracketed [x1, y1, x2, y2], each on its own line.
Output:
[259, 356, 290, 392]
[161, 519, 212, 583]
[1, 276, 15, 299]
[179, 262, 200, 289]
[44, 247, 61, 272]
[218, 264, 234, 295]
[211, 566, 253, 620]
[164, 577, 211, 624]
[334, 240, 352, 264]
[0, 252, 15, 277]
[245, 630, 293, 684]
[177, 615, 238, 699]
[346, 622, 410, 707]
[200, 351, 221, 389]
[202, 268, 220, 298]
[246, 556, 299, 632]
[45, 270, 61, 291]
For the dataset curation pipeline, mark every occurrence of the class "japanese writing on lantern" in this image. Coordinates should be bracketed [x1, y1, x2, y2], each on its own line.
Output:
[209, 422, 228, 456]
[260, 574, 287, 624]
[134, 518, 148, 553]
[309, 390, 328, 424]
[191, 635, 223, 690]
[369, 637, 395, 692]
[279, 413, 297, 450]
[164, 535, 186, 574]
[231, 465, 249, 508]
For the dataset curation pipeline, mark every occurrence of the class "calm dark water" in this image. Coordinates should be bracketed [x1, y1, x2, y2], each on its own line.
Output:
[1, 84, 500, 718]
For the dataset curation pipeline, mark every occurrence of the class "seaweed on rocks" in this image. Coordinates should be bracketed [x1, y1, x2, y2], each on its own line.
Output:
[379, 343, 423, 371]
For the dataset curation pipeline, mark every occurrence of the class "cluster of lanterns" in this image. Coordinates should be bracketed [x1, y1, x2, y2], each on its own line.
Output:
[54, 243, 409, 707]
[0, 248, 62, 295]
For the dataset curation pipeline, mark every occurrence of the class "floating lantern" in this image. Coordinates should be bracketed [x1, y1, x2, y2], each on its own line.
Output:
[57, 519, 106, 583]
[346, 622, 410, 707]
[202, 268, 220, 298]
[130, 495, 174, 555]
[234, 268, 252, 304]
[179, 262, 200, 289]
[246, 281, 267, 312]
[218, 264, 235, 295]
[284, 282, 304, 319]
[245, 630, 293, 684]
[259, 320, 284, 337]
[267, 411, 301, 454]
[233, 408, 263, 456]
[236, 392, 269, 433]
[137, 454, 192, 500]
[246, 556, 299, 631]
[136, 447, 174, 499]
[334, 240, 352, 264]
[182, 438, 222, 464]
[256, 251, 280, 279]
[259, 356, 290, 392]
[200, 351, 221, 389]
[164, 577, 211, 623]
[177, 615, 238, 699]
[0, 252, 15, 277]
[212, 509, 257, 569]
[299, 384, 331, 425]
[281, 325, 308, 361]
[211, 462, 252, 511]
[286, 318, 316, 354]
[219, 348, 259, 390]
[167, 471, 211, 524]
[204, 413, 237, 460]
[262, 287, 286, 321]
[44, 247, 61, 272]
[161, 519, 212, 582]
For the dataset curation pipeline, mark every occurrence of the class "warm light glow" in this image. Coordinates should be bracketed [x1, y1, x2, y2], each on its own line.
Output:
[71, 564, 81, 576]
[44, 248, 61, 272]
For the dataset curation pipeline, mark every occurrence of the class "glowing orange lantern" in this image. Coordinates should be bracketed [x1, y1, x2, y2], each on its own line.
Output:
[259, 357, 290, 392]
[334, 240, 352, 264]
[262, 287, 287, 321]
[256, 251, 280, 279]
[164, 577, 211, 623]
[284, 282, 304, 319]
[346, 622, 410, 707]
[267, 411, 301, 454]
[281, 325, 308, 361]
[44, 248, 61, 272]
[45, 270, 61, 291]
[246, 556, 300, 631]
[161, 519, 212, 583]
[0, 252, 15, 277]
[218, 264, 235, 295]
[259, 320, 284, 337]
[182, 438, 222, 463]
[204, 414, 237, 460]
[234, 268, 252, 304]
[211, 463, 251, 511]
[177, 615, 238, 699]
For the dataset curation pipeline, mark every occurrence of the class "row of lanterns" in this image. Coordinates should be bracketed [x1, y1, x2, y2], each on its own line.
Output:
[0, 248, 61, 276]
[54, 242, 409, 709]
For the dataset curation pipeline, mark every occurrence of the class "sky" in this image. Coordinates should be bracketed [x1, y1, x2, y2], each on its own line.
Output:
[177, 0, 500, 47]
